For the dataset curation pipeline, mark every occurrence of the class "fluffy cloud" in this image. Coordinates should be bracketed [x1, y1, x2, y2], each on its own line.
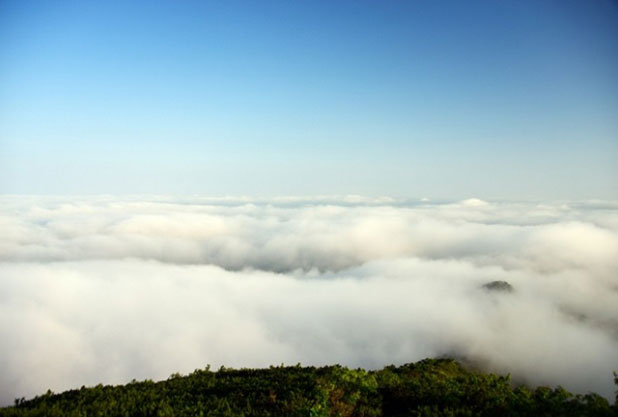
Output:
[0, 196, 617, 404]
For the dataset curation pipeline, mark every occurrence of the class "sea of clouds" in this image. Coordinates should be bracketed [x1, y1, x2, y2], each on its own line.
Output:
[1, 195, 617, 404]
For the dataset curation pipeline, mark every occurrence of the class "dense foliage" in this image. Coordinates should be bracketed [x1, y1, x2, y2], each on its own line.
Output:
[2, 359, 617, 416]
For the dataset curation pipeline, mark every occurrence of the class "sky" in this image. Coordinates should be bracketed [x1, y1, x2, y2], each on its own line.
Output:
[1, 0, 617, 197]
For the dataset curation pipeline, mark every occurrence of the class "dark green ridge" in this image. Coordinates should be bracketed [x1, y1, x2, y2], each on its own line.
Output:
[2, 359, 617, 416]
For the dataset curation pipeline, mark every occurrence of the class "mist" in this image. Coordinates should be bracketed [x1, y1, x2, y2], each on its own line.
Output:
[1, 196, 617, 404]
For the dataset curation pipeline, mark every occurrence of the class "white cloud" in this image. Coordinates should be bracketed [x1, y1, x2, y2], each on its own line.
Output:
[0, 196, 617, 404]
[460, 197, 489, 207]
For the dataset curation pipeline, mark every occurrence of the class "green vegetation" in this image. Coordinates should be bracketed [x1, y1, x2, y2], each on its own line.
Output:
[2, 359, 617, 416]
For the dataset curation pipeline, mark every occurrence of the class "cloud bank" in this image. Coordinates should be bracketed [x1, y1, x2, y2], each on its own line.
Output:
[1, 196, 617, 404]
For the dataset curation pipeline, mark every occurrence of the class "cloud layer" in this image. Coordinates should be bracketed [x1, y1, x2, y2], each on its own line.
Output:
[1, 196, 617, 404]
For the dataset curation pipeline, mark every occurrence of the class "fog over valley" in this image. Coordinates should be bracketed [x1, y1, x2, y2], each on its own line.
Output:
[1, 196, 617, 404]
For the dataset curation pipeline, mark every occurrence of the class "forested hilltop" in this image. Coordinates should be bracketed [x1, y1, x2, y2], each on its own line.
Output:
[2, 359, 617, 417]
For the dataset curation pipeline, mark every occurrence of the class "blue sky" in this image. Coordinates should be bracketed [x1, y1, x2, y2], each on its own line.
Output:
[1, 0, 617, 198]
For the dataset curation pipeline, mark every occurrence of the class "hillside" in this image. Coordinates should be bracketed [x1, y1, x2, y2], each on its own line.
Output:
[2, 359, 617, 416]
